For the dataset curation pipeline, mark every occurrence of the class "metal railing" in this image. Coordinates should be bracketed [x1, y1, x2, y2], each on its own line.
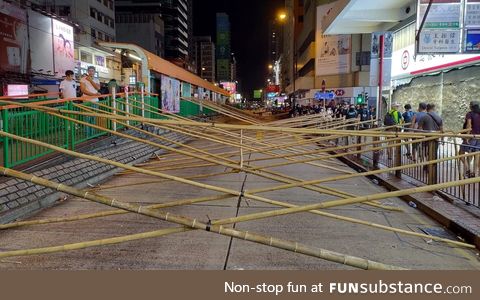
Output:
[337, 127, 480, 208]
[1, 93, 218, 168]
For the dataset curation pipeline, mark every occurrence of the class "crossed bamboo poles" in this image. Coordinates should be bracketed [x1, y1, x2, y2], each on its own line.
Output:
[0, 95, 477, 269]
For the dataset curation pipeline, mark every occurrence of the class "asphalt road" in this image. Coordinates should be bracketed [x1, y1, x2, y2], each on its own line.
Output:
[1, 138, 479, 270]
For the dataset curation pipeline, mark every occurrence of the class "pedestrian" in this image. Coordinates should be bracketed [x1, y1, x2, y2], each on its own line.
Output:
[59, 70, 77, 100]
[80, 66, 101, 136]
[80, 66, 101, 102]
[461, 101, 480, 178]
[384, 103, 403, 127]
[402, 104, 415, 159]
[410, 102, 428, 162]
[418, 104, 443, 132]
[357, 104, 372, 129]
[384, 103, 403, 161]
[418, 104, 443, 172]
[402, 104, 415, 125]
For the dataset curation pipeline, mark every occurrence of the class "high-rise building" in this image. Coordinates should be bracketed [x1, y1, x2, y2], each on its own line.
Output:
[281, 0, 304, 94]
[230, 53, 237, 82]
[194, 36, 216, 82]
[216, 12, 231, 82]
[115, 0, 193, 70]
[115, 1, 165, 57]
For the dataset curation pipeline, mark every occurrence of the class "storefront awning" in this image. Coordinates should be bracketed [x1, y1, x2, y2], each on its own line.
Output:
[323, 0, 415, 34]
[99, 42, 230, 96]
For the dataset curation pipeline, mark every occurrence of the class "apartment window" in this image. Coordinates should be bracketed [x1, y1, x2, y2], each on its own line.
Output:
[103, 0, 108, 6]
[81, 51, 93, 63]
[97, 12, 103, 22]
[98, 31, 104, 40]
[103, 16, 109, 25]
[90, 7, 96, 18]
[90, 29, 96, 38]
[108, 1, 114, 10]
[109, 19, 114, 28]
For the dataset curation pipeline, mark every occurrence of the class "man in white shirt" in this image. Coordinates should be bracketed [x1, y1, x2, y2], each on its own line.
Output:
[80, 66, 101, 102]
[59, 70, 77, 99]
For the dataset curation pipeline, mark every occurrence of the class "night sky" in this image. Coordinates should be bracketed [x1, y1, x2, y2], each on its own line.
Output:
[193, 0, 284, 98]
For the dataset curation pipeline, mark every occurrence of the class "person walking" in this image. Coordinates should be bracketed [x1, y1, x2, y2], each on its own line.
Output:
[384, 103, 403, 161]
[418, 104, 443, 174]
[410, 102, 428, 162]
[402, 104, 415, 159]
[59, 70, 77, 100]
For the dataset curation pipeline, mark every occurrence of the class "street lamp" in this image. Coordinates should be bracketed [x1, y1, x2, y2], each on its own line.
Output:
[268, 64, 273, 70]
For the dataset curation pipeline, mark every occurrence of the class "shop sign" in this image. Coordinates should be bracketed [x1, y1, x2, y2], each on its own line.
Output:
[80, 61, 109, 74]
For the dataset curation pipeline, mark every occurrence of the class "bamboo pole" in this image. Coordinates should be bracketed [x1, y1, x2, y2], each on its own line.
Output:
[2, 98, 467, 138]
[0, 167, 405, 270]
[3, 152, 477, 248]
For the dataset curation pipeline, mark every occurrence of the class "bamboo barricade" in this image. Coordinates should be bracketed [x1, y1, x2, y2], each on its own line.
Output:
[1, 98, 436, 210]
[2, 99, 416, 212]
[80, 99, 367, 171]
[81, 101, 354, 175]
[2, 98, 471, 139]
[1, 131, 478, 248]
[69, 104, 361, 201]
[0, 168, 405, 270]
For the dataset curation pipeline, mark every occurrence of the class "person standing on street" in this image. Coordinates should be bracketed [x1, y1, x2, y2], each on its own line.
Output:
[80, 66, 101, 102]
[402, 104, 415, 159]
[59, 70, 77, 100]
[418, 104, 443, 173]
[410, 102, 428, 162]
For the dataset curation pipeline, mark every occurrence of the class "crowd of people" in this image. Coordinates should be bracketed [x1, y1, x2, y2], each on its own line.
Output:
[288, 98, 480, 178]
[289, 100, 376, 126]
[384, 101, 480, 178]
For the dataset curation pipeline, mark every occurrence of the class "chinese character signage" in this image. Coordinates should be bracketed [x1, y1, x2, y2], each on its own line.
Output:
[417, 0, 480, 54]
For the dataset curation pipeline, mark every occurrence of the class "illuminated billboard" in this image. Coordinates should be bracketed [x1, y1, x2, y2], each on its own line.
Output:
[52, 19, 75, 77]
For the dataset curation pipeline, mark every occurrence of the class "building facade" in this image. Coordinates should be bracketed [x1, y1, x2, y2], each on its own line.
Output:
[115, 1, 165, 58]
[216, 12, 231, 82]
[115, 0, 193, 71]
[194, 36, 216, 82]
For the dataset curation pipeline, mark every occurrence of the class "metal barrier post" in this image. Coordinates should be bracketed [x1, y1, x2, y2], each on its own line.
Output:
[356, 135, 362, 159]
[373, 135, 379, 168]
[1, 109, 9, 168]
[141, 85, 145, 119]
[65, 102, 72, 150]
[395, 142, 402, 178]
[428, 139, 438, 185]
[125, 86, 130, 127]
[112, 87, 117, 132]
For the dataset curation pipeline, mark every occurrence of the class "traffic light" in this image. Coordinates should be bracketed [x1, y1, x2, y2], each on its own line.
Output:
[364, 92, 369, 102]
[356, 94, 364, 105]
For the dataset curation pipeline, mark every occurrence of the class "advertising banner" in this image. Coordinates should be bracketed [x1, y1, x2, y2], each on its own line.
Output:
[161, 75, 180, 113]
[52, 19, 75, 77]
[0, 1, 28, 73]
[221, 82, 237, 95]
[181, 82, 191, 98]
[316, 3, 351, 76]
